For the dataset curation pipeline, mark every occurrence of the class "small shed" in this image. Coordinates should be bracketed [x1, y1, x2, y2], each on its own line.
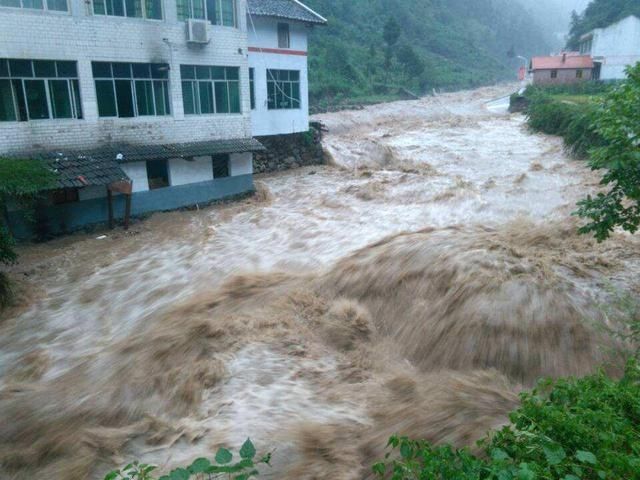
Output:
[530, 53, 594, 85]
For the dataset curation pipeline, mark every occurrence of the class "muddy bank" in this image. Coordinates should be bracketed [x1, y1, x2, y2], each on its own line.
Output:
[1, 85, 639, 479]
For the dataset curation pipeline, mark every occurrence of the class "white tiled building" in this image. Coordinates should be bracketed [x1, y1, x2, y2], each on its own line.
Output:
[246, 0, 326, 136]
[0, 0, 324, 236]
[579, 15, 640, 80]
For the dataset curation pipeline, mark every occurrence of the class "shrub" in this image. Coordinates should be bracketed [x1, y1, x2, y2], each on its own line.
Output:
[104, 438, 271, 480]
[0, 157, 56, 265]
[575, 63, 640, 241]
[374, 361, 640, 480]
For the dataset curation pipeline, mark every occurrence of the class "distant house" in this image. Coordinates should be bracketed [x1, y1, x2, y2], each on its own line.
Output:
[246, 0, 327, 136]
[529, 53, 593, 85]
[579, 15, 640, 80]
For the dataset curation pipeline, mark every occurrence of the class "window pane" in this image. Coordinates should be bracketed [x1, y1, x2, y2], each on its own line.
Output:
[192, 0, 205, 18]
[153, 80, 169, 115]
[145, 0, 161, 18]
[112, 63, 131, 78]
[0, 0, 21, 7]
[290, 70, 300, 81]
[95, 80, 117, 116]
[206, 0, 217, 24]
[221, 0, 234, 26]
[150, 64, 169, 79]
[92, 62, 112, 78]
[125, 0, 141, 16]
[226, 67, 239, 80]
[24, 80, 49, 119]
[56, 61, 77, 78]
[115, 79, 134, 117]
[267, 81, 275, 109]
[9, 60, 33, 78]
[46, 0, 68, 10]
[34, 61, 56, 78]
[93, 0, 106, 14]
[111, 0, 124, 15]
[292, 81, 300, 108]
[22, 0, 44, 8]
[0, 60, 8, 77]
[0, 80, 17, 121]
[211, 66, 225, 80]
[196, 65, 210, 79]
[180, 65, 195, 80]
[214, 81, 229, 113]
[135, 80, 154, 115]
[132, 63, 151, 78]
[278, 23, 290, 48]
[228, 81, 240, 113]
[12, 80, 28, 120]
[72, 79, 83, 119]
[182, 81, 196, 114]
[198, 82, 214, 113]
[176, 0, 188, 19]
[49, 80, 73, 118]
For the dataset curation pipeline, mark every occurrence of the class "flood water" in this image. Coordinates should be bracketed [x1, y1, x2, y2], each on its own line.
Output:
[1, 85, 639, 479]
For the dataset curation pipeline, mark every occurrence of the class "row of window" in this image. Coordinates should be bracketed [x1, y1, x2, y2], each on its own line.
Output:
[549, 69, 586, 79]
[0, 0, 236, 25]
[0, 59, 302, 122]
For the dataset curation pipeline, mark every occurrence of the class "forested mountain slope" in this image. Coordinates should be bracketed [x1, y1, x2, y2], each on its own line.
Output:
[567, 0, 640, 49]
[303, 0, 551, 104]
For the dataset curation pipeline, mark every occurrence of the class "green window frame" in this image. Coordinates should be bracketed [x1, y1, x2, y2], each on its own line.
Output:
[0, 59, 82, 122]
[92, 62, 171, 118]
[266, 69, 300, 110]
[0, 0, 67, 11]
[93, 0, 162, 19]
[177, 0, 235, 26]
[180, 65, 240, 115]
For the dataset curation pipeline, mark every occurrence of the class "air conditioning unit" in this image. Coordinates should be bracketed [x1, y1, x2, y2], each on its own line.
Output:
[187, 19, 209, 44]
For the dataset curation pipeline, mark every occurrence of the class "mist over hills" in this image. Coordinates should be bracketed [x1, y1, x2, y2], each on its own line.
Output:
[304, 0, 555, 104]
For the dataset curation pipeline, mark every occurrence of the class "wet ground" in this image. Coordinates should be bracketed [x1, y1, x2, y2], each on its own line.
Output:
[1, 85, 639, 479]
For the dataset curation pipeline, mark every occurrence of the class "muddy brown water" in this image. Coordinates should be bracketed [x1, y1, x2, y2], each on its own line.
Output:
[1, 85, 639, 479]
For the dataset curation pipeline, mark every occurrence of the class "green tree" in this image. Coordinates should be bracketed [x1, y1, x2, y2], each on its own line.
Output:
[576, 63, 640, 241]
[396, 44, 425, 79]
[383, 17, 401, 48]
[0, 157, 56, 268]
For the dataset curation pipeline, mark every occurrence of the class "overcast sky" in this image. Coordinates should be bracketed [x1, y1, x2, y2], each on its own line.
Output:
[516, 0, 592, 48]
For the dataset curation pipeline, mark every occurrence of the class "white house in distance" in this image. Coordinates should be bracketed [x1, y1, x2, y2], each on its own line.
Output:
[579, 15, 640, 80]
[246, 0, 326, 136]
[0, 0, 325, 237]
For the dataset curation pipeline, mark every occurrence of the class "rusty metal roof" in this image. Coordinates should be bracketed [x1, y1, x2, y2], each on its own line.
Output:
[531, 54, 594, 71]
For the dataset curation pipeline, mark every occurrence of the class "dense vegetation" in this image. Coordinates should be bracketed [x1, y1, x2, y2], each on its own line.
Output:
[567, 0, 640, 50]
[0, 157, 56, 307]
[302, 0, 551, 106]
[374, 361, 640, 480]
[522, 83, 610, 157]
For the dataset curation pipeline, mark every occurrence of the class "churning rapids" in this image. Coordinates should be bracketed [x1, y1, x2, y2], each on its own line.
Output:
[1, 85, 639, 479]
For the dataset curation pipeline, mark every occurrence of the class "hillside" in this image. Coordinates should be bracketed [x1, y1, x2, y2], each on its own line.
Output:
[303, 0, 552, 105]
[567, 0, 640, 49]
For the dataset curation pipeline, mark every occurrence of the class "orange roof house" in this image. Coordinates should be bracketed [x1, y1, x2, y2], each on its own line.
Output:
[529, 53, 594, 85]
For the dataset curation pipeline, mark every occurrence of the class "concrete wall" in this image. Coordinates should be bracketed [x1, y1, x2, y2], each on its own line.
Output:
[586, 16, 640, 80]
[247, 16, 310, 136]
[7, 174, 254, 238]
[229, 151, 252, 176]
[121, 161, 150, 192]
[533, 68, 592, 85]
[169, 156, 213, 186]
[0, 0, 252, 154]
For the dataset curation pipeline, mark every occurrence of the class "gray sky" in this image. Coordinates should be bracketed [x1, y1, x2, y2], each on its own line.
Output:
[516, 0, 592, 48]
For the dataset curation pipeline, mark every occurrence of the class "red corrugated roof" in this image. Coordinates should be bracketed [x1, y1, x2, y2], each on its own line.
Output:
[531, 54, 593, 70]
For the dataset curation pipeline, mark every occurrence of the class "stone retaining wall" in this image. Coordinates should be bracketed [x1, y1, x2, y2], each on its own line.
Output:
[253, 123, 325, 173]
